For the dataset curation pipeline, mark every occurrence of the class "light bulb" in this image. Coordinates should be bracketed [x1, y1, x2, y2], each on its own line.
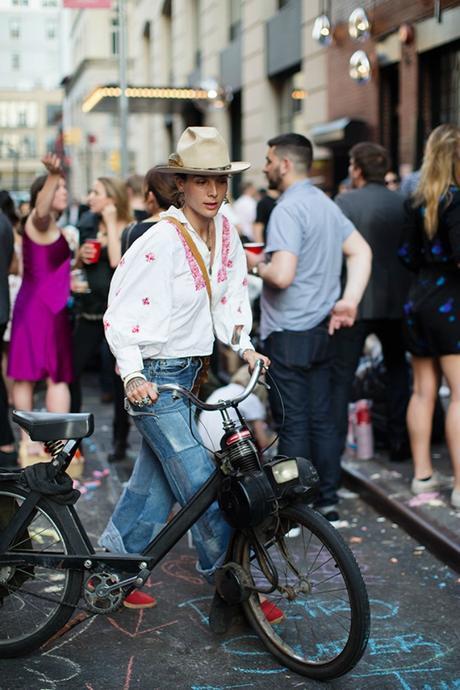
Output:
[312, 14, 332, 46]
[349, 50, 371, 83]
[348, 8, 371, 41]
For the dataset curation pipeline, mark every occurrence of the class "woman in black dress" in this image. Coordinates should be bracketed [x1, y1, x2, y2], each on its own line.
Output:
[399, 123, 460, 509]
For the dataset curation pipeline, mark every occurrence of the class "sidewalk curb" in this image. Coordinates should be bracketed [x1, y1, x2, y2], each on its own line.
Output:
[342, 464, 460, 574]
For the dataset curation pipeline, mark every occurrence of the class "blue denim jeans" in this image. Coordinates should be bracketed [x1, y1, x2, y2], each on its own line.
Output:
[99, 357, 231, 581]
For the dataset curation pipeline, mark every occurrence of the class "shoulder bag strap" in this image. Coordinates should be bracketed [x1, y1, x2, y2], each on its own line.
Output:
[164, 216, 212, 303]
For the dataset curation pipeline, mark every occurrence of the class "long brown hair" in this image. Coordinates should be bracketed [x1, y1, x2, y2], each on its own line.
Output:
[97, 176, 132, 224]
[413, 123, 460, 239]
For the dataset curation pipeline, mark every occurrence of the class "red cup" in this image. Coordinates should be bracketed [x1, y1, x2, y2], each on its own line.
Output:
[243, 242, 265, 255]
[85, 239, 102, 264]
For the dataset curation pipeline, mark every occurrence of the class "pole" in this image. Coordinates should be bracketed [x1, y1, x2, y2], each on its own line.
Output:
[118, 0, 128, 178]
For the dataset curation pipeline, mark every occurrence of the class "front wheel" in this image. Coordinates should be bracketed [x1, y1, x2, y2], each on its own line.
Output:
[0, 483, 83, 657]
[233, 505, 370, 680]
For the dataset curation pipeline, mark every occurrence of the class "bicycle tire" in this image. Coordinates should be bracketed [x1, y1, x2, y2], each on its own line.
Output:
[233, 505, 370, 680]
[0, 483, 83, 658]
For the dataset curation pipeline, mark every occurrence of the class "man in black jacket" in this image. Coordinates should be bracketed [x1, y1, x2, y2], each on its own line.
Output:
[332, 142, 412, 461]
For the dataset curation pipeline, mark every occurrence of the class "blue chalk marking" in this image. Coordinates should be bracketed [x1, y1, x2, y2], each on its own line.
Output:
[178, 595, 212, 624]
[222, 634, 272, 658]
[191, 685, 253, 690]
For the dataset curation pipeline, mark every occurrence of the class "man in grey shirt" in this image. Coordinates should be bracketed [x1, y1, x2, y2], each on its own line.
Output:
[0, 209, 15, 466]
[246, 133, 371, 522]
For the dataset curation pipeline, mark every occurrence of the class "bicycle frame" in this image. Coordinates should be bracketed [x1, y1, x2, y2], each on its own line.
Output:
[0, 467, 222, 575]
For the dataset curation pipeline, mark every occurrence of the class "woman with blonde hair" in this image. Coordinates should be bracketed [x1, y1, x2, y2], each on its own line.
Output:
[399, 123, 460, 508]
[70, 176, 133, 460]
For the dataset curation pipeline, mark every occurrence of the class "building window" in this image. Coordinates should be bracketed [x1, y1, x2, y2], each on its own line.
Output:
[10, 20, 20, 39]
[111, 12, 119, 56]
[46, 104, 62, 126]
[11, 54, 20, 70]
[46, 20, 57, 39]
[42, 0, 58, 6]
[229, 0, 241, 42]
[12, 0, 28, 5]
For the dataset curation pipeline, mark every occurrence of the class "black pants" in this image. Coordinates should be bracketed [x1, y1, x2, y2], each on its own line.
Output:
[263, 323, 342, 508]
[70, 318, 129, 446]
[331, 319, 411, 454]
[0, 324, 14, 446]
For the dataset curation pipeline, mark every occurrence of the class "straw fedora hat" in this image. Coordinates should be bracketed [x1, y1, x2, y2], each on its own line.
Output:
[154, 126, 250, 176]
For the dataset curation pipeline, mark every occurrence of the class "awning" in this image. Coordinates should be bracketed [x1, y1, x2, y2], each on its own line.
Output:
[82, 84, 226, 114]
[310, 118, 368, 148]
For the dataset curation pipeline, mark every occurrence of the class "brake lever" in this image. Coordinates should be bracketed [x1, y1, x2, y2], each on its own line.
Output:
[258, 379, 271, 391]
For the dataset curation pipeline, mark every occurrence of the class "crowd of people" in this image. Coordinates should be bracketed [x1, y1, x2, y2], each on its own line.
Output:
[0, 122, 459, 610]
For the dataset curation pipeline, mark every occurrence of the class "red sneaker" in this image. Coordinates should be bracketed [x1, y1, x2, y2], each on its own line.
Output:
[260, 599, 284, 624]
[123, 590, 157, 609]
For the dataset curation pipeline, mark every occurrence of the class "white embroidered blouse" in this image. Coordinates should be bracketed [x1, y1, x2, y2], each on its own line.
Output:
[103, 206, 254, 379]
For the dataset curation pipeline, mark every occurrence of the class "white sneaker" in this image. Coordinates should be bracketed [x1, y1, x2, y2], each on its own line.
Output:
[451, 488, 460, 509]
[411, 470, 442, 495]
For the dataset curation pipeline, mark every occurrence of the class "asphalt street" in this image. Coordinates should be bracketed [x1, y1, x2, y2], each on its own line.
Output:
[1, 376, 459, 690]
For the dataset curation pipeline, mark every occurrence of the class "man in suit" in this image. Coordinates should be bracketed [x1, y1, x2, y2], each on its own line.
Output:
[331, 142, 412, 461]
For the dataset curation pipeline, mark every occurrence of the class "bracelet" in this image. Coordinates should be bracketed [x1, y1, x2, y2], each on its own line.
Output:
[239, 347, 255, 360]
[250, 265, 260, 277]
[123, 371, 146, 387]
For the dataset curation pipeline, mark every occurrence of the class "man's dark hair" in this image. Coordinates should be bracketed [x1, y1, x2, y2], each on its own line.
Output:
[267, 133, 313, 172]
[349, 142, 389, 183]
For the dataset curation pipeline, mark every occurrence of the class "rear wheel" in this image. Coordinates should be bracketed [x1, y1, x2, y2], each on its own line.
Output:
[233, 505, 370, 680]
[0, 484, 83, 657]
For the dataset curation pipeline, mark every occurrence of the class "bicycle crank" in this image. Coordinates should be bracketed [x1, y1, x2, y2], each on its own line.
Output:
[83, 572, 124, 613]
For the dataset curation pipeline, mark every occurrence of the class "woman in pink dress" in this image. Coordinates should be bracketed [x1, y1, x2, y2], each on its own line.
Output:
[8, 154, 73, 462]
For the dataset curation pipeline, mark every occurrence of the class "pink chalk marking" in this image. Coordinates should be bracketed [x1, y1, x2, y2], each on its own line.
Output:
[407, 491, 441, 507]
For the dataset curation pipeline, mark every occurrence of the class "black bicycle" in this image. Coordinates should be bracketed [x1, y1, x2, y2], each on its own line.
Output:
[0, 360, 370, 680]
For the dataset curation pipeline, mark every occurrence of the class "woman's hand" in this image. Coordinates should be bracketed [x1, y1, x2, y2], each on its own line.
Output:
[125, 376, 159, 407]
[242, 349, 270, 372]
[41, 153, 62, 176]
[78, 242, 97, 265]
[101, 203, 118, 227]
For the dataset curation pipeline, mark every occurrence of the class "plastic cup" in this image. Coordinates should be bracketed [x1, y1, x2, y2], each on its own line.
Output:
[243, 242, 265, 255]
[71, 269, 91, 294]
[84, 239, 102, 263]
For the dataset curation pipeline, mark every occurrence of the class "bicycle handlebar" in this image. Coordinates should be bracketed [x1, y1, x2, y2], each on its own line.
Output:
[157, 359, 265, 412]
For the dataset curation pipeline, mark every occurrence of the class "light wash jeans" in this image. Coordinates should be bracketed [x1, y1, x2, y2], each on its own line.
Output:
[99, 357, 231, 581]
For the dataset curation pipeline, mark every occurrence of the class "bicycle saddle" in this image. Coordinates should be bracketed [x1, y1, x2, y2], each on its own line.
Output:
[12, 411, 94, 441]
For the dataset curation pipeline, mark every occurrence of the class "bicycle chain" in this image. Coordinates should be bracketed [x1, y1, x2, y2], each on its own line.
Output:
[2, 568, 124, 616]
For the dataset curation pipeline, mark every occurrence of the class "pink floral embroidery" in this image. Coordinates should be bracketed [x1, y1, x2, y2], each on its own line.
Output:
[142, 297, 150, 305]
[103, 320, 110, 330]
[131, 325, 140, 334]
[227, 259, 233, 269]
[119, 257, 125, 267]
[218, 215, 231, 283]
[220, 296, 227, 305]
[170, 224, 206, 293]
[242, 277, 248, 287]
[145, 252, 156, 263]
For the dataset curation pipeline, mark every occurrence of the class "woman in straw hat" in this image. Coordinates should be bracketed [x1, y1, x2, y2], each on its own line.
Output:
[99, 127, 272, 616]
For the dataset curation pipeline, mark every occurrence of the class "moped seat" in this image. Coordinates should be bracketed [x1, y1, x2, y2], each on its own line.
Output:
[12, 411, 94, 441]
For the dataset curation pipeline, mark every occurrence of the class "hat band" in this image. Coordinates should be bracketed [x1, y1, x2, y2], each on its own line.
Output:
[168, 155, 231, 172]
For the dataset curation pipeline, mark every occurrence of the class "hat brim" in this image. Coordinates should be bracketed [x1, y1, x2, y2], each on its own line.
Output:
[154, 161, 250, 175]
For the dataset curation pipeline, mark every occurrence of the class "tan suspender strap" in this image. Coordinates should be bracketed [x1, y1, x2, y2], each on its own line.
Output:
[164, 216, 212, 303]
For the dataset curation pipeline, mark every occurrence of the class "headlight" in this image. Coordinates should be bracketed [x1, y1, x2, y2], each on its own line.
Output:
[271, 459, 299, 484]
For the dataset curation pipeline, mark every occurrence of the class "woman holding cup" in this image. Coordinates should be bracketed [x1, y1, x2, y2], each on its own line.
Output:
[70, 177, 133, 460]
